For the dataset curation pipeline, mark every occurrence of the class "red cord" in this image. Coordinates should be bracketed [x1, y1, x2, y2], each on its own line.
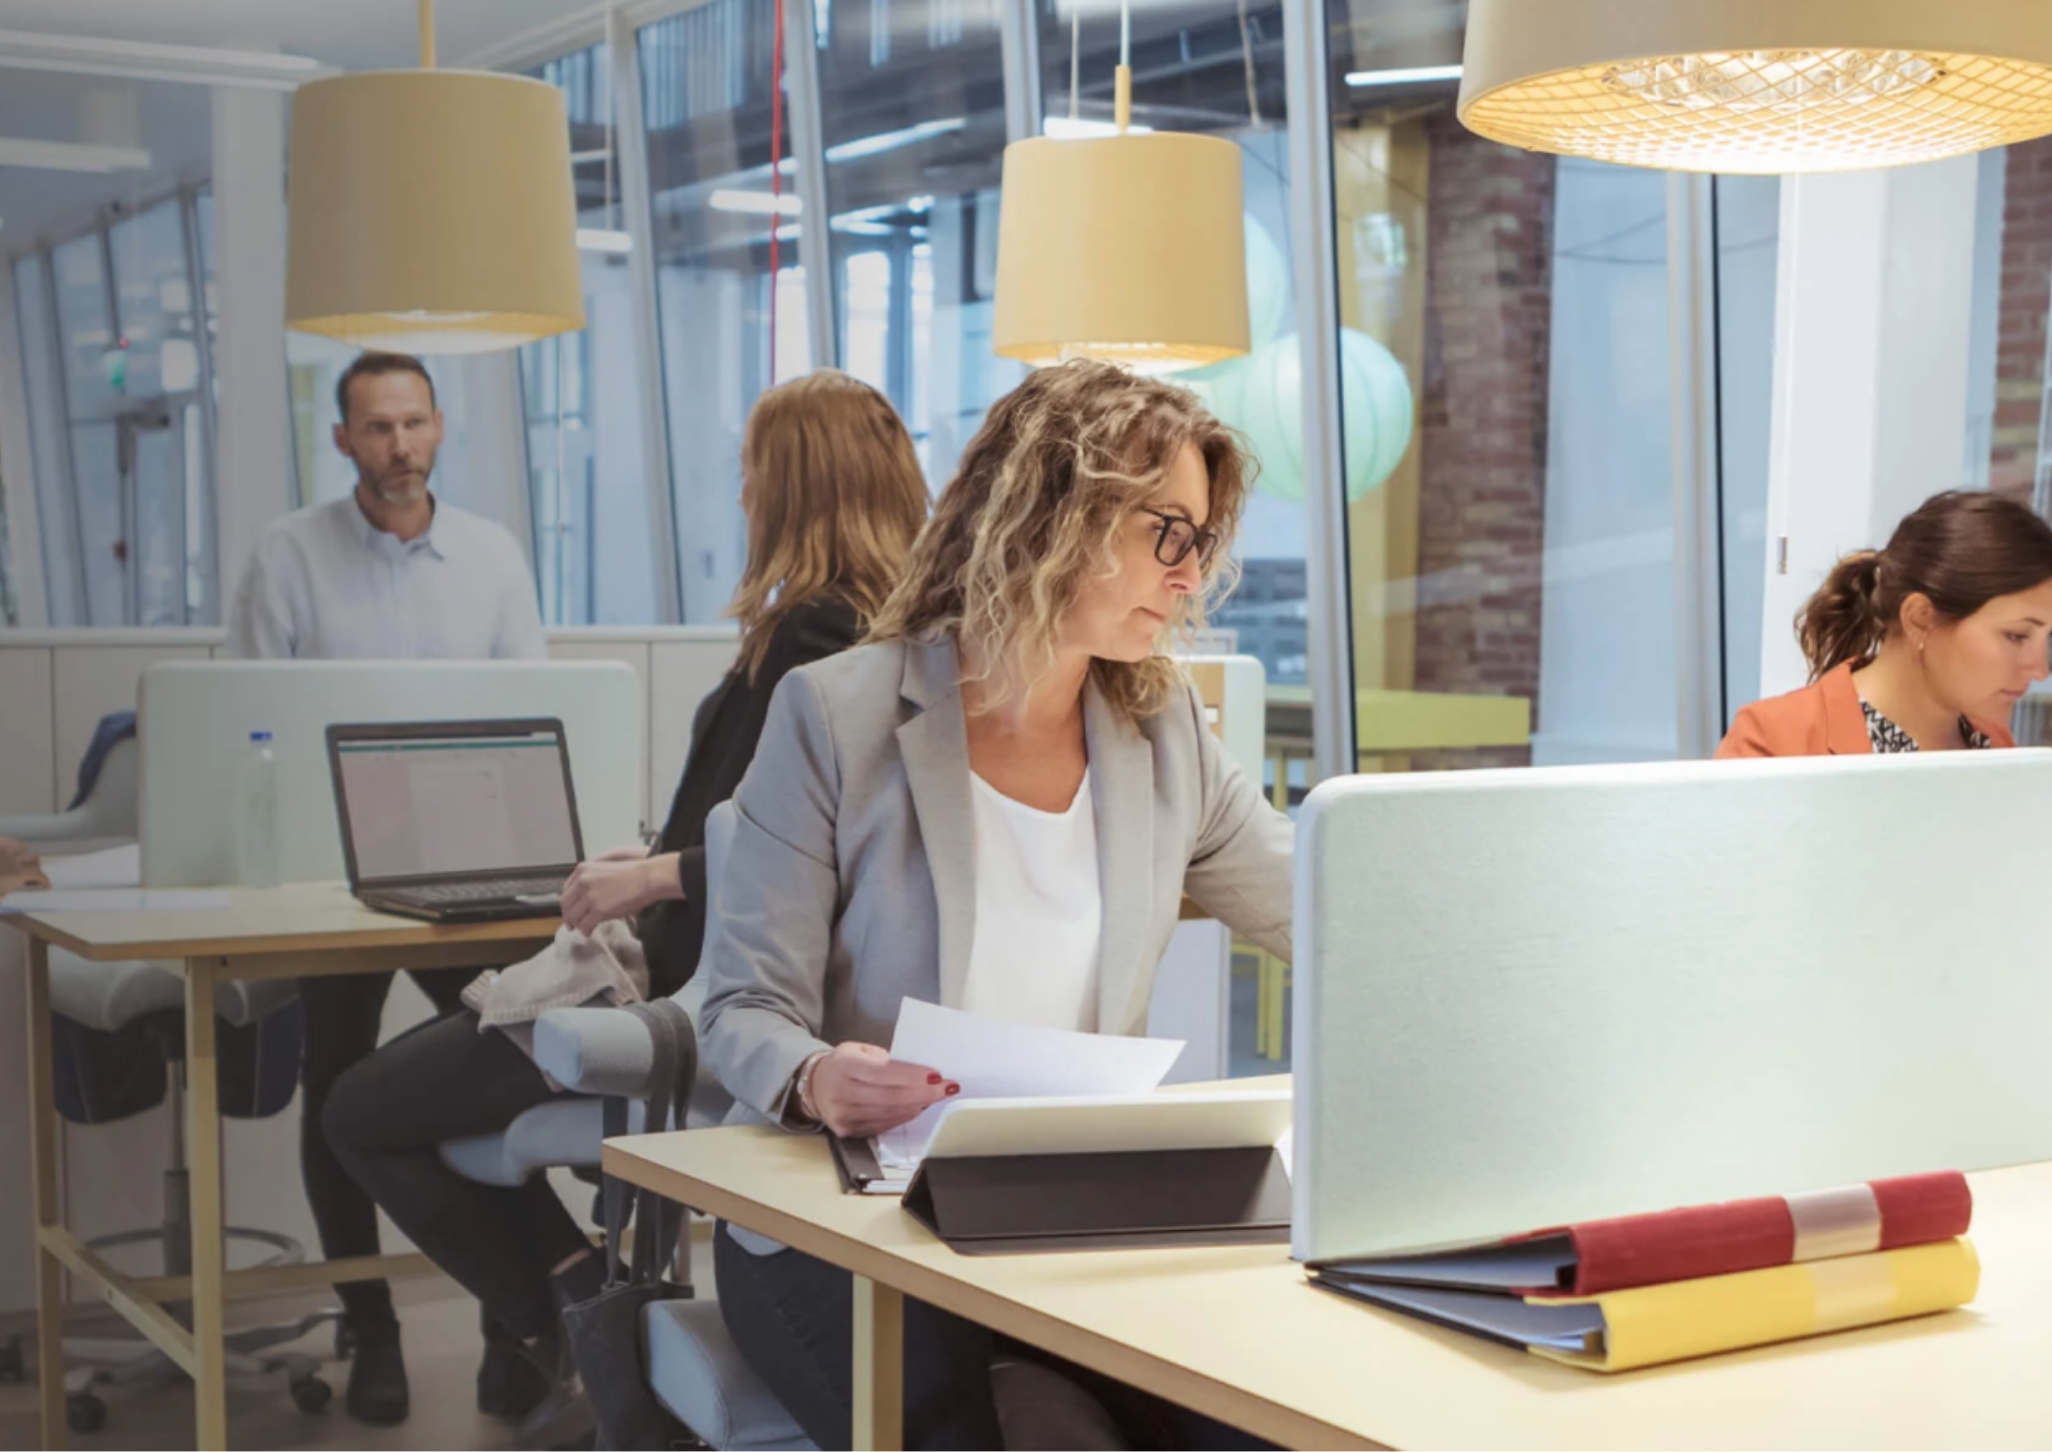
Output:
[768, 0, 786, 379]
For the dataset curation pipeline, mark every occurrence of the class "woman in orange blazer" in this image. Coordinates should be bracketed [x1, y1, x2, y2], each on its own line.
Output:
[1720, 491, 2052, 758]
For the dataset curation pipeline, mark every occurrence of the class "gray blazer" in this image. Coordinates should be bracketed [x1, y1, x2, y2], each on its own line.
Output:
[698, 636, 1294, 1125]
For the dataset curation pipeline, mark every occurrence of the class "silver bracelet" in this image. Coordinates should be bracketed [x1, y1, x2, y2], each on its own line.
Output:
[791, 1049, 829, 1125]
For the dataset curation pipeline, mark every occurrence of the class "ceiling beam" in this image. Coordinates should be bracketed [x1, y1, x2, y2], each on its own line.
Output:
[0, 29, 335, 90]
[0, 137, 150, 173]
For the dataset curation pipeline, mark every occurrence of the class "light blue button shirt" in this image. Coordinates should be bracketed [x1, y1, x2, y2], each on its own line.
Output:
[226, 494, 546, 661]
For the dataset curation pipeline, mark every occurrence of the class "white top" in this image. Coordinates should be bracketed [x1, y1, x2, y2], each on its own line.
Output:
[226, 494, 546, 661]
[959, 769, 1103, 1033]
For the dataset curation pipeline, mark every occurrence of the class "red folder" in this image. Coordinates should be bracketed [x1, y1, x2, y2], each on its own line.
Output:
[1310, 1171, 1971, 1298]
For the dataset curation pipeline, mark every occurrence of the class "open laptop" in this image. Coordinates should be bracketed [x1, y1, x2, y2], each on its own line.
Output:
[326, 718, 585, 922]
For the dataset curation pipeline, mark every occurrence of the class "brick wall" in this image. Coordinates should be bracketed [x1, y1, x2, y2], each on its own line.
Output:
[1411, 112, 1555, 768]
[1991, 136, 2052, 504]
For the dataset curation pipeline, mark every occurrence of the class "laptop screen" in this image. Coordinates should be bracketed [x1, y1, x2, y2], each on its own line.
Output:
[333, 726, 580, 884]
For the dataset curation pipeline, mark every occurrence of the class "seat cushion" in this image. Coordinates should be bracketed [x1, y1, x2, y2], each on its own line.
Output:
[438, 1097, 608, 1187]
[47, 952, 183, 1032]
[644, 1298, 815, 1451]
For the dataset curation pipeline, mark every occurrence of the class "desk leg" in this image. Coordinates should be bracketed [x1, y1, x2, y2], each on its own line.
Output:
[851, 1276, 904, 1451]
[184, 958, 229, 1449]
[25, 938, 67, 1449]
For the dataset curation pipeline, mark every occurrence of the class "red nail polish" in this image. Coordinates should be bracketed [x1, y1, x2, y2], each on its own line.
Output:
[928, 1072, 943, 1085]
[945, 1083, 961, 1096]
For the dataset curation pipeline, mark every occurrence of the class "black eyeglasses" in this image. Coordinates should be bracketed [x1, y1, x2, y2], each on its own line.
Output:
[1139, 507, 1222, 570]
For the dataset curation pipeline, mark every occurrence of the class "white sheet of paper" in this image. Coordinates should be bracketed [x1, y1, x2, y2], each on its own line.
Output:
[874, 1000, 1186, 1168]
[40, 842, 142, 890]
[0, 888, 232, 914]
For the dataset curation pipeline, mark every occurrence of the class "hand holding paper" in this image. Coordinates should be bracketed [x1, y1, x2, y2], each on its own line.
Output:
[807, 1041, 956, 1139]
[875, 1000, 1185, 1168]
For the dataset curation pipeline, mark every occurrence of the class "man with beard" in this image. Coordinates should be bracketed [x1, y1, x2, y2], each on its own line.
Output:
[227, 351, 546, 1426]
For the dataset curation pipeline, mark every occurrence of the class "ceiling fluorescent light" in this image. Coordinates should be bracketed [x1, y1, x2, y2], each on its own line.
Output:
[1043, 116, 1154, 139]
[575, 228, 633, 254]
[0, 29, 334, 91]
[824, 117, 966, 163]
[1345, 63, 1463, 87]
[710, 189, 802, 217]
[0, 138, 150, 173]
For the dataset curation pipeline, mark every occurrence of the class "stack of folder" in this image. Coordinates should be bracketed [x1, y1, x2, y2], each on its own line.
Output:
[1308, 1171, 1977, 1371]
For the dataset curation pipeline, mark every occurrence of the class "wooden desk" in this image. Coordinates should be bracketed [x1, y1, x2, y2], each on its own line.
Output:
[4, 883, 554, 1450]
[607, 1128, 2052, 1450]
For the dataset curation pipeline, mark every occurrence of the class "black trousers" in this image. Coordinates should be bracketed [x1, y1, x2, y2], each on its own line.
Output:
[310, 985, 583, 1337]
[713, 1228, 1272, 1452]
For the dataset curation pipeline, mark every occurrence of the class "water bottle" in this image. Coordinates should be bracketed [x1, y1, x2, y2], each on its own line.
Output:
[237, 731, 280, 889]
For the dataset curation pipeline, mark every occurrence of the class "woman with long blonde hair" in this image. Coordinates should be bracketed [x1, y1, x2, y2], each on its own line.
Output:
[322, 371, 928, 1437]
[701, 359, 1294, 1449]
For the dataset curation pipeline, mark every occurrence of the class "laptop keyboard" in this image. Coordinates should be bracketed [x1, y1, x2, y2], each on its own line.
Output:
[398, 876, 566, 904]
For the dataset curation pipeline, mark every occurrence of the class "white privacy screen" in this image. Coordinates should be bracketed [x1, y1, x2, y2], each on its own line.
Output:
[336, 732, 578, 880]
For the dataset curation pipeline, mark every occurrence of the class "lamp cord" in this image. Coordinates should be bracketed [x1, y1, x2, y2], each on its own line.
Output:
[1069, 6, 1080, 123]
[1115, 0, 1132, 132]
[1236, 0, 1261, 125]
[418, 0, 436, 68]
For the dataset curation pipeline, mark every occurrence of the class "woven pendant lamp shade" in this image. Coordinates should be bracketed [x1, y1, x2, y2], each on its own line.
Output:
[992, 132, 1249, 371]
[1459, 0, 2052, 175]
[287, 70, 584, 353]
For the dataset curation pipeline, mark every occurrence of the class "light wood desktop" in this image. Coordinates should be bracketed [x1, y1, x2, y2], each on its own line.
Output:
[606, 1120, 2052, 1450]
[5, 882, 556, 1451]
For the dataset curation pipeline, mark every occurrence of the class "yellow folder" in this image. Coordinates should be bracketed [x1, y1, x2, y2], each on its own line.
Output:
[1535, 1238, 1980, 1372]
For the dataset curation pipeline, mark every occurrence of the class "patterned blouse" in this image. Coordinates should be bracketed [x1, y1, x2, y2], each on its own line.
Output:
[1860, 699, 1993, 754]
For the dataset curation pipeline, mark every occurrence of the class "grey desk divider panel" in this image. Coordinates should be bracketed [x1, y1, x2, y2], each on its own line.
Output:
[1292, 749, 2052, 1264]
[139, 660, 641, 887]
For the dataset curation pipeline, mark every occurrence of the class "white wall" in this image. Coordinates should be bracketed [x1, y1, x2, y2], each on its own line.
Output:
[0, 625, 739, 1316]
[1760, 157, 1983, 700]
[210, 86, 294, 611]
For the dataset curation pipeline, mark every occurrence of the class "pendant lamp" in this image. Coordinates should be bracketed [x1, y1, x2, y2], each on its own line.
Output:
[992, 8, 1248, 372]
[286, 0, 584, 353]
[1459, 0, 2052, 175]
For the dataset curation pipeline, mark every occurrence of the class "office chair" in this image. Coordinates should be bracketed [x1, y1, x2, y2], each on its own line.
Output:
[454, 805, 1117, 1451]
[1, 715, 337, 1434]
[441, 803, 810, 1451]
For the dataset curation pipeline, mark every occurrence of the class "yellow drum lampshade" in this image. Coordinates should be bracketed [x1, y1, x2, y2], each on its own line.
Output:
[287, 70, 584, 353]
[993, 131, 1249, 372]
[1459, 0, 2052, 174]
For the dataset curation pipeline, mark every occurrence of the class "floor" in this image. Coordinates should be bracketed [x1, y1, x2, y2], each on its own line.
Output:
[0, 1278, 520, 1452]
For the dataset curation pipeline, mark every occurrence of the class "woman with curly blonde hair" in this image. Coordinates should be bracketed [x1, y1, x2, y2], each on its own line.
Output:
[700, 359, 1293, 1450]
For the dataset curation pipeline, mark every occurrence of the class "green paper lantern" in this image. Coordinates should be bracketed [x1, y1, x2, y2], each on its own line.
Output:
[1230, 328, 1413, 503]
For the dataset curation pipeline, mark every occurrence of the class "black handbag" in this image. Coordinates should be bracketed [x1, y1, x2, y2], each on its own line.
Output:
[560, 998, 698, 1451]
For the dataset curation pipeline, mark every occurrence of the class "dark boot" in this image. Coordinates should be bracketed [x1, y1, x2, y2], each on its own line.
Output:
[344, 1321, 410, 1425]
[477, 1308, 551, 1421]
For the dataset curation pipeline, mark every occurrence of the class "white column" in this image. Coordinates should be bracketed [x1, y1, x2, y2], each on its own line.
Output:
[0, 279, 49, 626]
[210, 85, 293, 604]
[1758, 156, 1982, 700]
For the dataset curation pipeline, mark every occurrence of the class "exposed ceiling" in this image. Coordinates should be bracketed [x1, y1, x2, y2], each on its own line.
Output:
[0, 1, 597, 247]
[0, 1, 592, 72]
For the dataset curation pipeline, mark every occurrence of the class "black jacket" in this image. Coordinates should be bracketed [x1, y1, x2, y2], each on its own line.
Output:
[637, 595, 862, 995]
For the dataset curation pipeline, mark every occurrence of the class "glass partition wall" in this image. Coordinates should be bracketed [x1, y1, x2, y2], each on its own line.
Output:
[640, 0, 811, 623]
[11, 189, 219, 626]
[1321, 1, 1780, 780]
[521, 42, 660, 626]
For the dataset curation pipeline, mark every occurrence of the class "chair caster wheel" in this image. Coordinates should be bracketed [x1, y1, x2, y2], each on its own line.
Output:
[0, 1334, 23, 1383]
[67, 1391, 108, 1435]
[290, 1374, 333, 1414]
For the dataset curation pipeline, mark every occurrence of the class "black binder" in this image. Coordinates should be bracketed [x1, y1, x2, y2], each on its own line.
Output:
[895, 1090, 1294, 1254]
